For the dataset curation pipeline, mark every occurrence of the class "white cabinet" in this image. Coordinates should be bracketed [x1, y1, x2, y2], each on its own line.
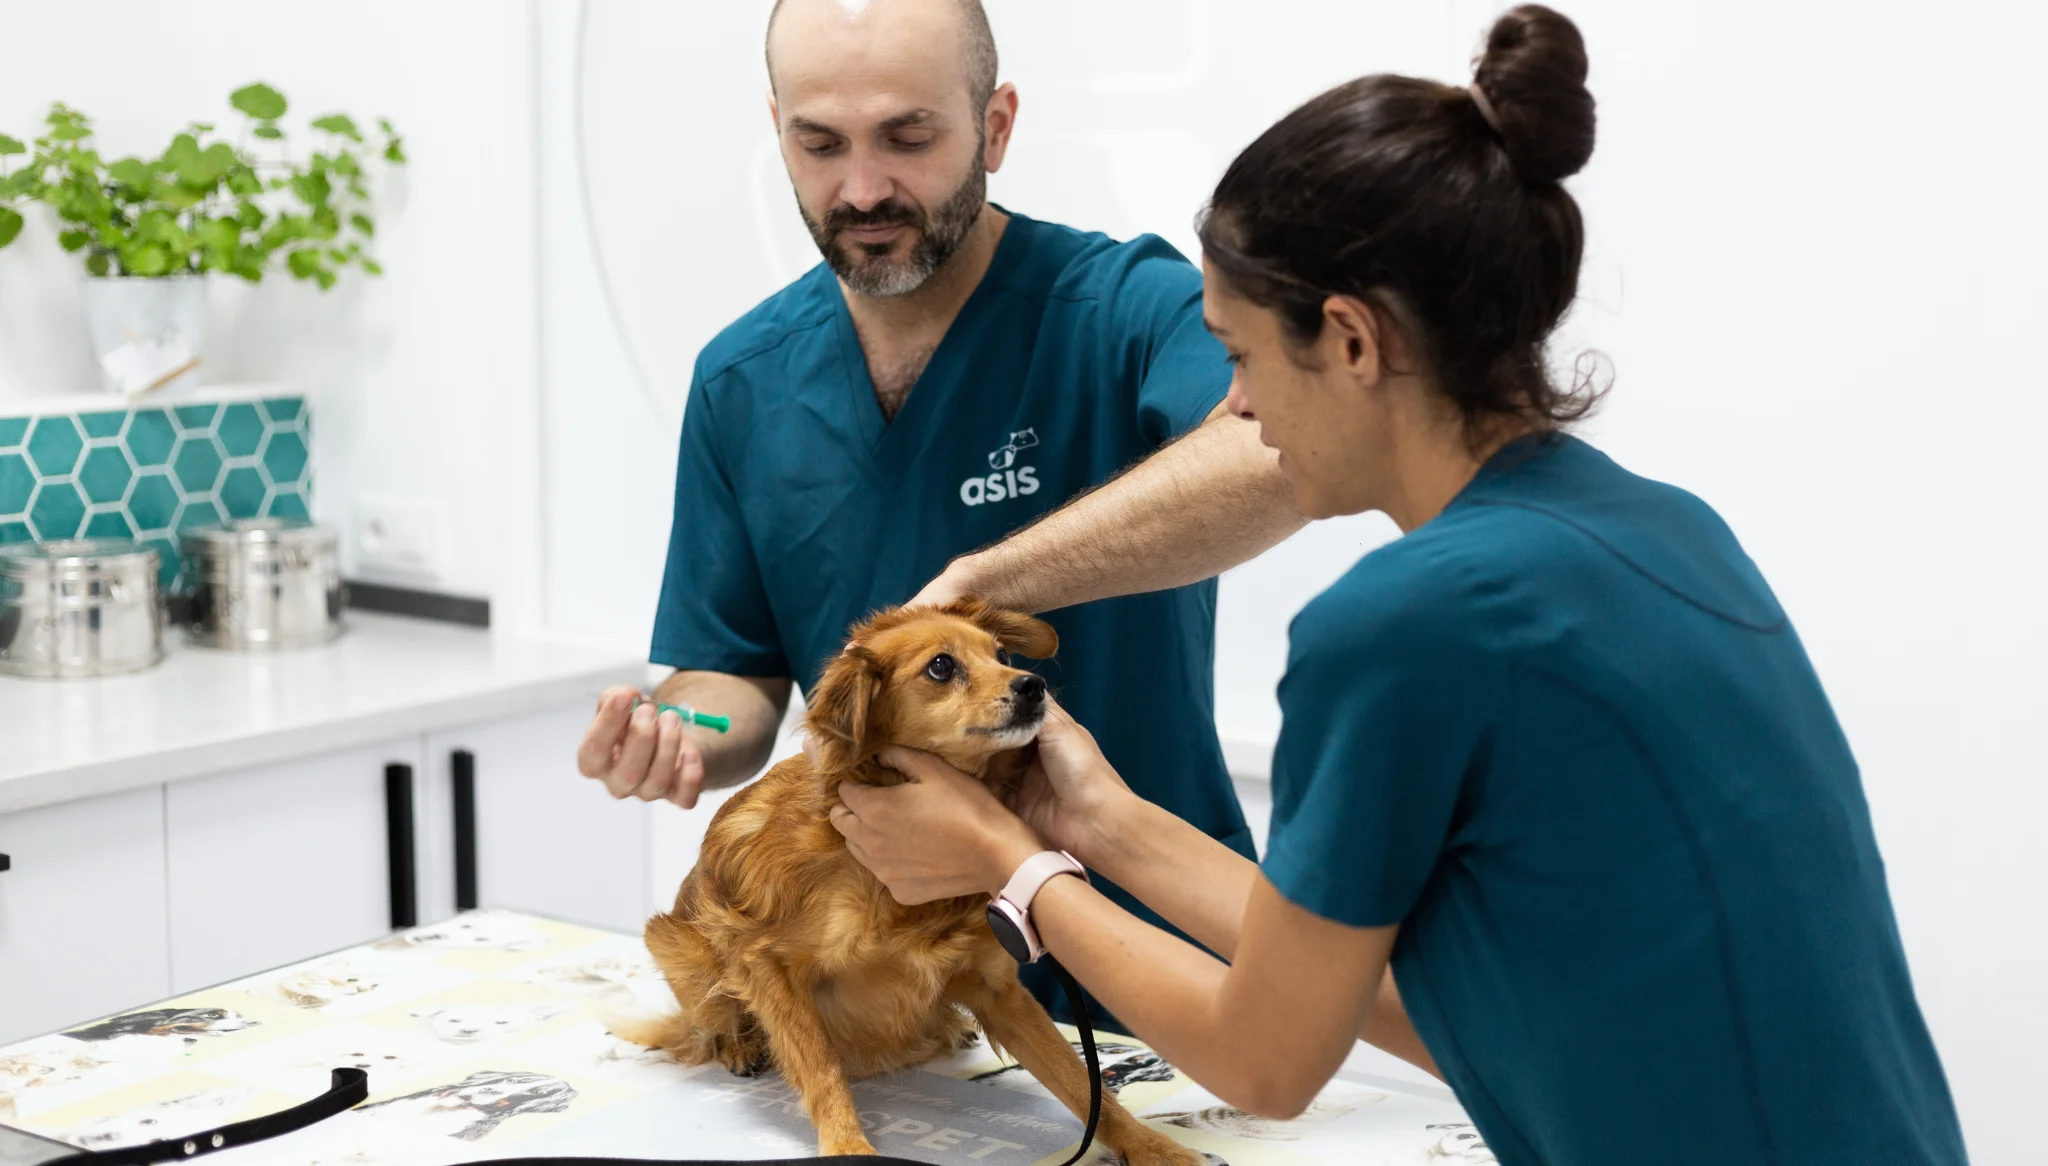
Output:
[425, 705, 653, 934]
[0, 788, 172, 1045]
[164, 737, 425, 994]
[1, 706, 663, 1035]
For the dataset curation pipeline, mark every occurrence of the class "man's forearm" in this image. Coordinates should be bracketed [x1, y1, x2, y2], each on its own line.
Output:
[946, 410, 1305, 614]
[653, 670, 790, 788]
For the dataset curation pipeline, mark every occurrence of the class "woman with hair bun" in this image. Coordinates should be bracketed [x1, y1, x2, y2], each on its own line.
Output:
[832, 7, 1969, 1163]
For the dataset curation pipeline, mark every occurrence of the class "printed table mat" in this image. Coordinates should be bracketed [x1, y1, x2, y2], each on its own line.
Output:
[1, 911, 1491, 1165]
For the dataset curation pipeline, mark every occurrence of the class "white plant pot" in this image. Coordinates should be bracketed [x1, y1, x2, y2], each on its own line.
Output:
[81, 274, 207, 397]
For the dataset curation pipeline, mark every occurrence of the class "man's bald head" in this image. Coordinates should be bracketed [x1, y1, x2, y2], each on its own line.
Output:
[767, 0, 999, 116]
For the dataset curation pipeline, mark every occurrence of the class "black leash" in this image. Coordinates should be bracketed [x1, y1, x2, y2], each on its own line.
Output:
[1049, 956, 1105, 1166]
[42, 959, 1106, 1166]
[44, 1068, 369, 1166]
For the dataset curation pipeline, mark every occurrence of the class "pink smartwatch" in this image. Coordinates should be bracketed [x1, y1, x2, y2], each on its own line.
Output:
[985, 850, 1088, 964]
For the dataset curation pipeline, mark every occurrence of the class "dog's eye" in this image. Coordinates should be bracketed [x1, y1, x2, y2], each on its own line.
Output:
[995, 647, 1012, 667]
[925, 654, 957, 682]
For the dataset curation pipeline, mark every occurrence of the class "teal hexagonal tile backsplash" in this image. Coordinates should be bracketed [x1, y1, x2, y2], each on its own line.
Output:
[0, 453, 31, 514]
[127, 410, 177, 467]
[0, 395, 311, 589]
[29, 481, 85, 541]
[27, 417, 84, 477]
[79, 446, 132, 504]
[174, 435, 226, 494]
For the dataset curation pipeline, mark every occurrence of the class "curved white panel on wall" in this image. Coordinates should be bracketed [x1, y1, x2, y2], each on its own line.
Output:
[558, 0, 1456, 735]
[578, 0, 796, 426]
[574, 0, 1457, 423]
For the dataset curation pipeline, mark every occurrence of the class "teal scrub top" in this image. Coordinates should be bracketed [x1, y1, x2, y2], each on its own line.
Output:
[650, 210, 1254, 1023]
[1264, 436, 1965, 1166]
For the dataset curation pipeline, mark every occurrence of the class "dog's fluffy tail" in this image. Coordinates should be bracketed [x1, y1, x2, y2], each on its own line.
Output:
[606, 1010, 697, 1052]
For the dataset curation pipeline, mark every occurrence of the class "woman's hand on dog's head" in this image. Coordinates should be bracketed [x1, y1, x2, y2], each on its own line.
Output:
[831, 748, 1045, 904]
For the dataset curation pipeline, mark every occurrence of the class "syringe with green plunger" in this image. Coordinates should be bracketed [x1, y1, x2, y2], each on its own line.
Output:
[630, 695, 731, 734]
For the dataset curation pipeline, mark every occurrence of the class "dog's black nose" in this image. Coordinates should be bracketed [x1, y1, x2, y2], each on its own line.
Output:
[1011, 674, 1046, 701]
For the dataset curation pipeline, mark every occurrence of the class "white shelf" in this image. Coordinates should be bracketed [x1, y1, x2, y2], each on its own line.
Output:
[0, 611, 643, 815]
[0, 382, 295, 421]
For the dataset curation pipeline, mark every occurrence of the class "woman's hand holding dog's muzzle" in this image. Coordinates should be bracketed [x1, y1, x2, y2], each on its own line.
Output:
[832, 749, 1044, 904]
[833, 698, 1141, 905]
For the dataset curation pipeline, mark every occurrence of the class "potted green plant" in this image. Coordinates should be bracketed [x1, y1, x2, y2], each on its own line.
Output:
[0, 83, 405, 397]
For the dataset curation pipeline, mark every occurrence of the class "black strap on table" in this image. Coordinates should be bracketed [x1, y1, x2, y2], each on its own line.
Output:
[41, 961, 1103, 1166]
[44, 1068, 368, 1166]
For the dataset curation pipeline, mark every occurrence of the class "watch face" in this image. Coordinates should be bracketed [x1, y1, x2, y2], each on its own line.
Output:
[986, 904, 1034, 964]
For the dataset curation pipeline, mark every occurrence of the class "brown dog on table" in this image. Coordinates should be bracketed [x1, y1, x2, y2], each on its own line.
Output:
[620, 600, 1196, 1163]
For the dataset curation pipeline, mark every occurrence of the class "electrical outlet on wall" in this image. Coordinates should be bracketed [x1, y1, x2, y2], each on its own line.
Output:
[353, 498, 447, 581]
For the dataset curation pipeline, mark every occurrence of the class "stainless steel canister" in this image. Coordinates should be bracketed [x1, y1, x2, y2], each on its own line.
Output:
[0, 539, 164, 678]
[180, 518, 345, 650]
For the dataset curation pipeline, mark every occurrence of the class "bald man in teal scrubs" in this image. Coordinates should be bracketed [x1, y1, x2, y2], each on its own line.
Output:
[575, 0, 1304, 1028]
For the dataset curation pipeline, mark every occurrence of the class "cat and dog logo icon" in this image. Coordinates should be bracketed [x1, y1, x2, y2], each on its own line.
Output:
[960, 429, 1042, 506]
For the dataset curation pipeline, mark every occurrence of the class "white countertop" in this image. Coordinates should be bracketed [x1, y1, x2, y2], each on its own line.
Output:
[0, 612, 643, 815]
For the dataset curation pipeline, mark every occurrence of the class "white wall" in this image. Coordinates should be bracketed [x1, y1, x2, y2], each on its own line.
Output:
[0, 0, 538, 603]
[1525, 3, 2048, 1158]
[545, 2, 2047, 1159]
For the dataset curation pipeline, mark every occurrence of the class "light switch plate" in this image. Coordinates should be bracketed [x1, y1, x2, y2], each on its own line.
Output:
[353, 497, 447, 581]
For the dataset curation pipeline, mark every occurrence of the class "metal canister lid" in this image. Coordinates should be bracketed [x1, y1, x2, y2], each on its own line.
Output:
[0, 538, 162, 583]
[179, 517, 336, 554]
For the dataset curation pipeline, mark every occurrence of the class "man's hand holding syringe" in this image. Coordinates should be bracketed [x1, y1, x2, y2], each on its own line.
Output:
[576, 672, 793, 808]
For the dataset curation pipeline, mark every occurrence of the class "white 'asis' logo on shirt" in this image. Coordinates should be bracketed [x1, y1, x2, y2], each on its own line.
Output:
[961, 429, 1042, 506]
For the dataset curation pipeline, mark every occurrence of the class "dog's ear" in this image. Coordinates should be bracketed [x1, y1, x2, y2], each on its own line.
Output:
[806, 645, 885, 773]
[949, 599, 1058, 660]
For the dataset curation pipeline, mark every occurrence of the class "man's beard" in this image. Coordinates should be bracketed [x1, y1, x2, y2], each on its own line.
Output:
[800, 158, 987, 298]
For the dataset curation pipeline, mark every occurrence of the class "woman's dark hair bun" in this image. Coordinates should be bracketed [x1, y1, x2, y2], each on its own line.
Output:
[1197, 4, 1604, 441]
[1472, 4, 1596, 184]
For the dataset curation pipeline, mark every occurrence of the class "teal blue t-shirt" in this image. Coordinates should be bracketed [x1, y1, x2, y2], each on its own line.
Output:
[651, 210, 1253, 1023]
[1264, 436, 1964, 1165]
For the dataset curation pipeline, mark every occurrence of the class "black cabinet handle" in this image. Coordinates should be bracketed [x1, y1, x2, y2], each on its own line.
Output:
[0, 852, 10, 873]
[451, 749, 478, 911]
[384, 763, 418, 930]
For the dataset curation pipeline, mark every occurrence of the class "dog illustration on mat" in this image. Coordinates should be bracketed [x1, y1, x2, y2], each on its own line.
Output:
[0, 1046, 113, 1119]
[1148, 1093, 1378, 1143]
[55, 1008, 258, 1062]
[356, 1070, 575, 1142]
[616, 601, 1199, 1164]
[263, 960, 382, 1010]
[61, 1086, 254, 1150]
[376, 913, 550, 954]
[1426, 1123, 1498, 1162]
[61, 1008, 257, 1044]
[514, 950, 662, 1002]
[411, 1001, 570, 1044]
[972, 1040, 1177, 1095]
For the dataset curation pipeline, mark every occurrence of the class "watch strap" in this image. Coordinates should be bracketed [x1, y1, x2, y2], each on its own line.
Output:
[999, 850, 1087, 916]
